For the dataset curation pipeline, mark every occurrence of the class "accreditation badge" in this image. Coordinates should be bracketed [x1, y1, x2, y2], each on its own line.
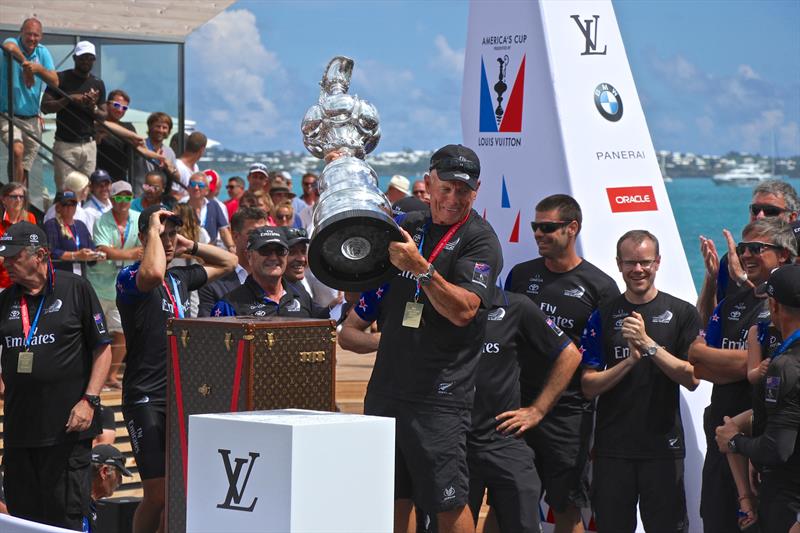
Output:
[402, 302, 424, 328]
[17, 351, 33, 373]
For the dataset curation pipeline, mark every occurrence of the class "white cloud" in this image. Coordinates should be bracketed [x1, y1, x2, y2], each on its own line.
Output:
[432, 35, 464, 75]
[186, 9, 287, 146]
[737, 64, 760, 80]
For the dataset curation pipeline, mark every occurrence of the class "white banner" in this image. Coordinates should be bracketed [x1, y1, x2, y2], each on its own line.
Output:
[462, 1, 709, 531]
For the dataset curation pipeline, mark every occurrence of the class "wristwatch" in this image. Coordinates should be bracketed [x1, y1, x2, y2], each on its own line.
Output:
[728, 433, 743, 453]
[643, 344, 659, 358]
[416, 263, 436, 286]
[82, 394, 101, 408]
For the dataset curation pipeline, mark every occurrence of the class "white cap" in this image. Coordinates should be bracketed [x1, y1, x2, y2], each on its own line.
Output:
[387, 175, 410, 195]
[74, 41, 96, 57]
[110, 180, 133, 196]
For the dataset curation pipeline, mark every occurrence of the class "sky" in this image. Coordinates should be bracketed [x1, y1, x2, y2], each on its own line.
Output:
[179, 0, 800, 157]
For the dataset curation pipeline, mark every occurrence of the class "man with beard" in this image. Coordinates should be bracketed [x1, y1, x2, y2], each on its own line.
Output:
[130, 112, 180, 197]
[690, 218, 797, 532]
[41, 41, 106, 191]
[504, 194, 619, 533]
[115, 205, 236, 533]
[197, 207, 268, 316]
[211, 226, 315, 318]
[581, 230, 701, 532]
[338, 144, 501, 533]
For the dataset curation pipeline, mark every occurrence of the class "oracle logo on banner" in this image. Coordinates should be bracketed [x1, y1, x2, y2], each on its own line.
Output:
[606, 186, 658, 212]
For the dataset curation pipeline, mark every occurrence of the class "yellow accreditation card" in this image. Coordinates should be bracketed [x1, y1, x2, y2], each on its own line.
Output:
[402, 302, 424, 329]
[17, 351, 34, 374]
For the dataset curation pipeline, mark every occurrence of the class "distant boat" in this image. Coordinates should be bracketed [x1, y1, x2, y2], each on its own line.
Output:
[659, 153, 673, 182]
[712, 163, 773, 185]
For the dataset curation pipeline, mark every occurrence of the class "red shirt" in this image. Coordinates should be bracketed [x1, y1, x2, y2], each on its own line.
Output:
[225, 197, 239, 220]
[0, 211, 38, 288]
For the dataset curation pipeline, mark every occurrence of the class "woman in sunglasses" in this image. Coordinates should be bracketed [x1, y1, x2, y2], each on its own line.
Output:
[0, 183, 38, 290]
[44, 190, 98, 275]
[183, 172, 235, 252]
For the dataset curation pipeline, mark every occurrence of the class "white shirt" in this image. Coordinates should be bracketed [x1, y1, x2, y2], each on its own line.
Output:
[82, 194, 112, 236]
[175, 159, 199, 198]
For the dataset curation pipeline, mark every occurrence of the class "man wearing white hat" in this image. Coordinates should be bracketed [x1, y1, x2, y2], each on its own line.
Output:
[41, 40, 107, 191]
[385, 174, 410, 204]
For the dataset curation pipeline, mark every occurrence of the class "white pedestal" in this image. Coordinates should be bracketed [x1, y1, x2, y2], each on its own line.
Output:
[186, 409, 395, 533]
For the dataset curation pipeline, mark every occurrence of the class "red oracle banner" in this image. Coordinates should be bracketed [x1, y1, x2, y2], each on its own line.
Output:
[606, 186, 658, 212]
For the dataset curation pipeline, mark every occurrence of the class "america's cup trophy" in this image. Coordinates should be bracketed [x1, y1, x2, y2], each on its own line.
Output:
[301, 56, 402, 291]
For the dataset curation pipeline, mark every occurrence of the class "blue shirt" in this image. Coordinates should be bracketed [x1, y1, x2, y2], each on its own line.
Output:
[0, 37, 55, 116]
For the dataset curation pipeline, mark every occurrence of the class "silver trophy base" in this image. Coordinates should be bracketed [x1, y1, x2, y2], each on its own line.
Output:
[308, 209, 402, 292]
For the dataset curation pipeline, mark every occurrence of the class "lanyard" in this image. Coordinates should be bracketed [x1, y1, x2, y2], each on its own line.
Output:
[413, 212, 470, 301]
[773, 328, 800, 360]
[20, 293, 46, 350]
[112, 212, 130, 248]
[162, 274, 185, 319]
[64, 223, 80, 249]
[88, 195, 103, 211]
[145, 138, 163, 166]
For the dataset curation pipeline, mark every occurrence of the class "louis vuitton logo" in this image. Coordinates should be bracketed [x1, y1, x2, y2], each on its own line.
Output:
[571, 15, 607, 56]
[216, 449, 260, 512]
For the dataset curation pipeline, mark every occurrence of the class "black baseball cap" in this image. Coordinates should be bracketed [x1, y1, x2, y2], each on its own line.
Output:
[283, 227, 309, 247]
[0, 221, 48, 257]
[247, 226, 289, 251]
[138, 205, 184, 233]
[90, 169, 112, 184]
[761, 263, 800, 308]
[429, 144, 481, 190]
[91, 444, 133, 476]
[54, 190, 78, 204]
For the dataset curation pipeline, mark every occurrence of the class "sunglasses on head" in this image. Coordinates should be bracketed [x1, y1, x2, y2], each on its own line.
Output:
[113, 195, 133, 203]
[736, 241, 783, 256]
[531, 221, 572, 234]
[110, 101, 129, 112]
[189, 181, 207, 189]
[749, 203, 788, 217]
[256, 246, 289, 257]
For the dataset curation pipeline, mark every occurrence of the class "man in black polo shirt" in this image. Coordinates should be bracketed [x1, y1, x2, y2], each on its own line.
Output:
[211, 226, 315, 318]
[505, 194, 619, 531]
[716, 264, 800, 531]
[115, 205, 236, 533]
[339, 144, 502, 533]
[580, 230, 701, 532]
[689, 217, 797, 532]
[0, 221, 112, 530]
[469, 289, 581, 532]
[41, 40, 107, 191]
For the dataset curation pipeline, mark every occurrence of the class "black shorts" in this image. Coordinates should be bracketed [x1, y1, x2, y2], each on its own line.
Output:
[3, 439, 92, 530]
[364, 393, 470, 514]
[468, 440, 540, 533]
[592, 456, 688, 533]
[758, 476, 800, 533]
[524, 405, 592, 512]
[100, 405, 116, 432]
[122, 401, 166, 480]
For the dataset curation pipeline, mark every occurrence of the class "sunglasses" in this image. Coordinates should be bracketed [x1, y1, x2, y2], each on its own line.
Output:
[275, 214, 293, 221]
[110, 101, 129, 112]
[256, 246, 289, 257]
[142, 184, 163, 193]
[531, 221, 572, 234]
[302, 181, 316, 187]
[226, 184, 238, 189]
[749, 203, 788, 217]
[620, 259, 658, 269]
[113, 195, 133, 203]
[736, 241, 783, 256]
[5, 194, 25, 200]
[189, 181, 207, 189]
[61, 201, 78, 207]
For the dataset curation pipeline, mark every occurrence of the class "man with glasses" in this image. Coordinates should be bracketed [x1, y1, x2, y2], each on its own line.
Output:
[504, 194, 619, 533]
[210, 226, 315, 318]
[116, 205, 236, 533]
[689, 217, 797, 532]
[1, 17, 58, 185]
[224, 176, 246, 219]
[95, 89, 149, 182]
[89, 180, 141, 390]
[580, 230, 701, 532]
[41, 41, 107, 192]
[698, 179, 799, 324]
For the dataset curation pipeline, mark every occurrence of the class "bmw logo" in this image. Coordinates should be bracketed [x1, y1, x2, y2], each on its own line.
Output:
[594, 82, 623, 122]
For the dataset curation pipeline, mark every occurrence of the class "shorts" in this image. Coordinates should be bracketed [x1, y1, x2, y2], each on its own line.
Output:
[1, 115, 41, 171]
[100, 405, 116, 432]
[99, 298, 123, 333]
[3, 439, 92, 530]
[364, 393, 470, 514]
[53, 139, 96, 190]
[524, 405, 592, 512]
[468, 441, 540, 533]
[592, 456, 688, 533]
[122, 400, 166, 480]
[757, 476, 800, 533]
